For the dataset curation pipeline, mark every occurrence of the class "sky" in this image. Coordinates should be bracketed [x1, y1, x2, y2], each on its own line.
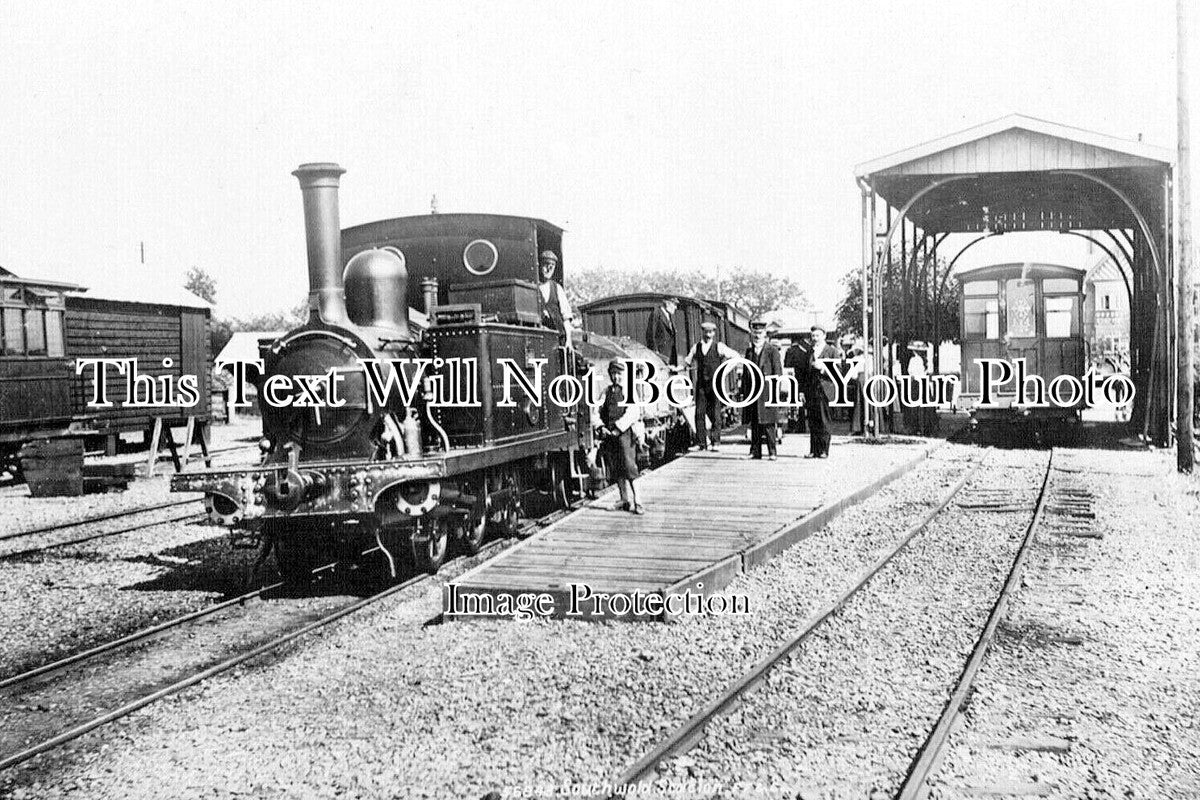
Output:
[0, 0, 1193, 319]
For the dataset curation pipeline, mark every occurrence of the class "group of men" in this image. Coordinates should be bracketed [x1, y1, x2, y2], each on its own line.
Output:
[646, 297, 842, 461]
[536, 253, 850, 465]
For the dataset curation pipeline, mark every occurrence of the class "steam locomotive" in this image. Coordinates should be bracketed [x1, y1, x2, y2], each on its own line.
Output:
[171, 163, 687, 581]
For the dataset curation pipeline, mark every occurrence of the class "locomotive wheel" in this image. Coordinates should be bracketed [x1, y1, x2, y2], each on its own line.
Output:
[494, 501, 521, 538]
[412, 519, 449, 573]
[549, 457, 570, 509]
[460, 512, 487, 555]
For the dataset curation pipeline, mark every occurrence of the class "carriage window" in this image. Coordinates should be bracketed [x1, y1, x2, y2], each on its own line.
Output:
[2, 307, 22, 355]
[963, 280, 998, 296]
[964, 298, 999, 339]
[0, 297, 66, 357]
[1005, 279, 1037, 338]
[1045, 295, 1079, 338]
[46, 310, 65, 356]
[1043, 278, 1079, 294]
[24, 309, 47, 355]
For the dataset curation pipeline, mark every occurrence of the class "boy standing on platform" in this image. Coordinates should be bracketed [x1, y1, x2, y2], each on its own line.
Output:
[598, 360, 645, 515]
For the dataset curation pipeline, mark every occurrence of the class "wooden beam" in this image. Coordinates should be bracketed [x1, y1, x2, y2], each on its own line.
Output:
[1178, 0, 1196, 472]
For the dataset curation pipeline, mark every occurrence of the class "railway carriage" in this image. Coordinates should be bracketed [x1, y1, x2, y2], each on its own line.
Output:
[579, 292, 751, 430]
[956, 262, 1086, 434]
[579, 292, 751, 361]
[0, 269, 211, 478]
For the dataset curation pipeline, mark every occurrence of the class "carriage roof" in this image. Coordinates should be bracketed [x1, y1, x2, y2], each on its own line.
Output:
[956, 262, 1085, 283]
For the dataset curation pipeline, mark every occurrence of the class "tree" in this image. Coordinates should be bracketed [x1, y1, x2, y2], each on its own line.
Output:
[567, 265, 804, 318]
[834, 247, 960, 358]
[210, 298, 308, 356]
[185, 266, 217, 304]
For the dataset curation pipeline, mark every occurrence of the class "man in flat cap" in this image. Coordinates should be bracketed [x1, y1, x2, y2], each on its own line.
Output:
[741, 318, 784, 460]
[538, 250, 574, 345]
[679, 319, 739, 451]
[644, 296, 679, 366]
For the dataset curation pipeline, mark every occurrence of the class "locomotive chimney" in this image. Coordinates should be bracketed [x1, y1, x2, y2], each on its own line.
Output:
[293, 162, 349, 326]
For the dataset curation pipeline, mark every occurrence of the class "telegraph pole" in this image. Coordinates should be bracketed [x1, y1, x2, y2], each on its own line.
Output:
[1178, 0, 1195, 473]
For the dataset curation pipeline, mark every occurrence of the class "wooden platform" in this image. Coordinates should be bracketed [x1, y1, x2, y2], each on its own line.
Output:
[446, 436, 936, 622]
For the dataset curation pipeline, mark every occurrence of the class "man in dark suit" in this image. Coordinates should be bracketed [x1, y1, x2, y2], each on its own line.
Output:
[741, 318, 783, 460]
[804, 325, 842, 458]
[644, 296, 678, 365]
[783, 337, 810, 433]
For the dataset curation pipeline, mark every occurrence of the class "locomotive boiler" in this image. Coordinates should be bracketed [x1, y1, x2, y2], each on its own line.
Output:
[172, 163, 688, 582]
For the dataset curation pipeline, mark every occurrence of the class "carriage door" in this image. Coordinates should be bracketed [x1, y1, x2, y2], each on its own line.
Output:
[1041, 278, 1082, 381]
[1004, 278, 1039, 375]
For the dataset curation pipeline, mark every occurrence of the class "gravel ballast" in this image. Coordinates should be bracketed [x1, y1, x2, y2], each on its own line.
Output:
[3, 442, 1196, 799]
[926, 448, 1200, 799]
[1, 440, 979, 798]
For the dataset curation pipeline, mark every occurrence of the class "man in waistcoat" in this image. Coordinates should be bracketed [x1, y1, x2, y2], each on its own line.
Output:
[538, 250, 574, 346]
[678, 320, 739, 451]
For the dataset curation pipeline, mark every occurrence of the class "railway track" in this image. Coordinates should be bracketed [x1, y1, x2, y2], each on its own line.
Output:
[599, 448, 1055, 799]
[0, 484, 598, 775]
[894, 449, 1056, 800]
[0, 500, 205, 561]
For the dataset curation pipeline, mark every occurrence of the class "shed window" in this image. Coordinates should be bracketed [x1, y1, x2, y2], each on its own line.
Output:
[964, 298, 999, 339]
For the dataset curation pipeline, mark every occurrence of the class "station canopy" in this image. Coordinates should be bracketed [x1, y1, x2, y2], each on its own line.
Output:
[854, 114, 1176, 446]
[854, 114, 1172, 235]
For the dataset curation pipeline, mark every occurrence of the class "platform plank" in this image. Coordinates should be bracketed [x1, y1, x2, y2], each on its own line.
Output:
[448, 436, 936, 622]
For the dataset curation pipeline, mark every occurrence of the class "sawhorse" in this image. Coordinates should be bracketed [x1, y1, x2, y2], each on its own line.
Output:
[146, 417, 212, 477]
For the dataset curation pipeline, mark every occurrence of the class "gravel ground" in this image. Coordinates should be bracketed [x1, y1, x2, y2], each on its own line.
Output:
[0, 517, 257, 681]
[0, 419, 270, 680]
[645, 449, 1049, 799]
[927, 448, 1200, 799]
[0, 586, 358, 767]
[0, 440, 985, 799]
[0, 477, 200, 539]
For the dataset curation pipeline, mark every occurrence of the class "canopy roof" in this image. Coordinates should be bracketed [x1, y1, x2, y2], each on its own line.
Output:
[856, 114, 1172, 234]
